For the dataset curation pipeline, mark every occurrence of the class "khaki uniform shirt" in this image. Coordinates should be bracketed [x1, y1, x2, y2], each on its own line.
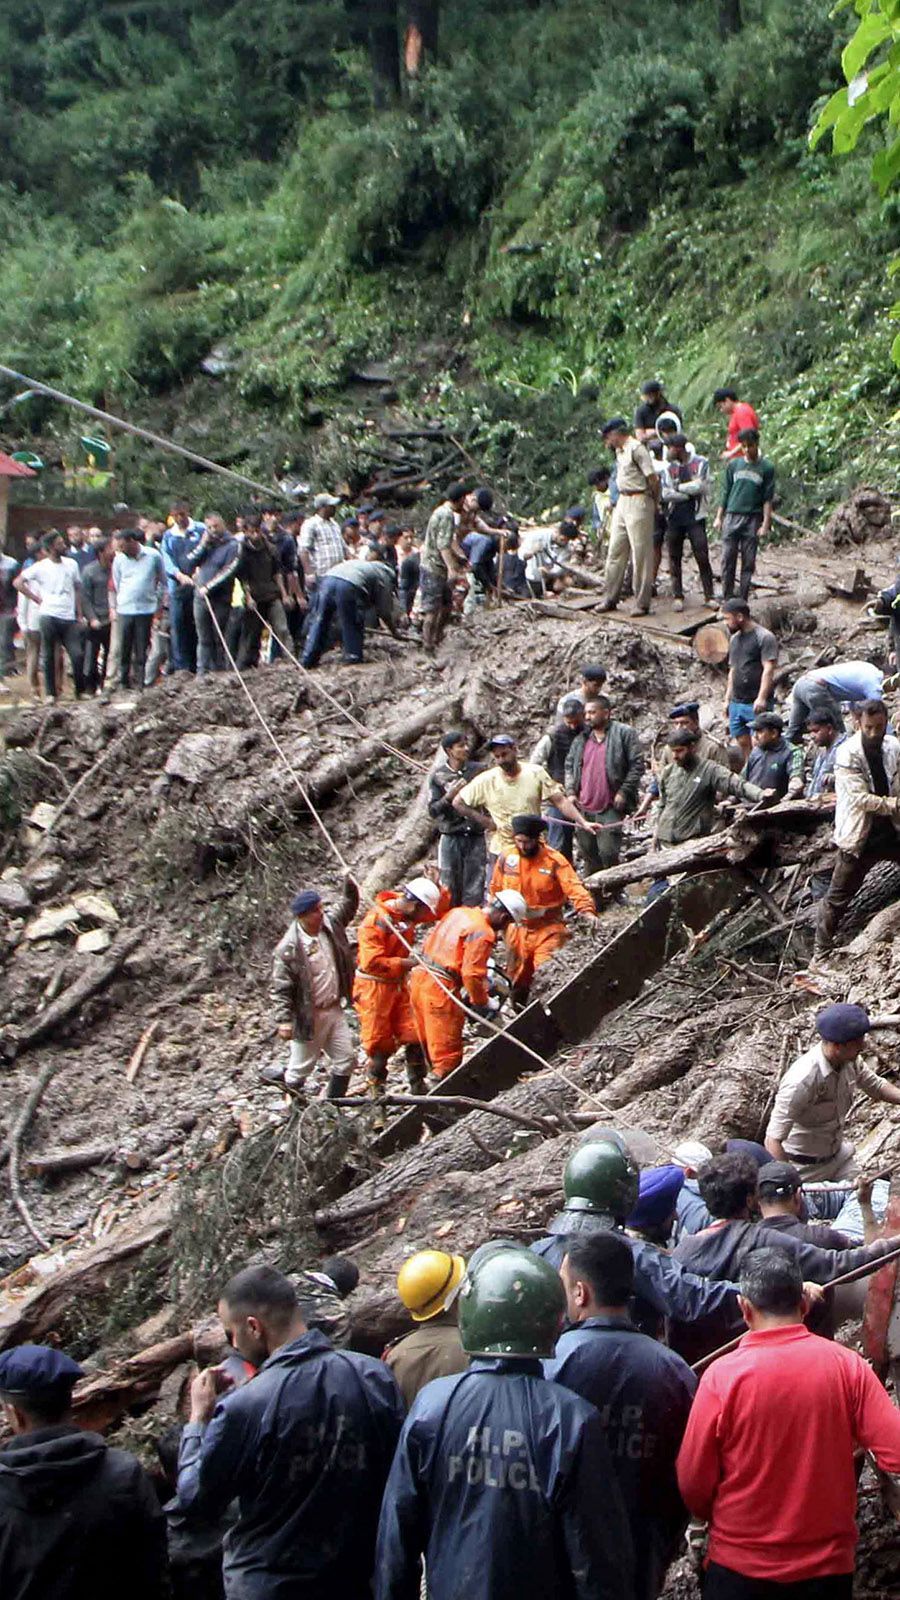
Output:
[615, 437, 657, 494]
[384, 1316, 469, 1409]
[767, 1043, 890, 1161]
[298, 925, 340, 1009]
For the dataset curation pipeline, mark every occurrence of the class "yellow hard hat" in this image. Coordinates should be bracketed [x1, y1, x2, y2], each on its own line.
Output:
[397, 1249, 466, 1321]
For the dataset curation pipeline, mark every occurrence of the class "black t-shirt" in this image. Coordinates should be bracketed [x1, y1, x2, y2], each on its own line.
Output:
[238, 540, 281, 604]
[634, 397, 682, 431]
[728, 623, 777, 703]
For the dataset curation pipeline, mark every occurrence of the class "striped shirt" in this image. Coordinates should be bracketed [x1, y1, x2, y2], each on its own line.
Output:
[299, 515, 347, 578]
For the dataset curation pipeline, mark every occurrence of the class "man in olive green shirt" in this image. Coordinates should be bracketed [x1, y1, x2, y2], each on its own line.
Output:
[599, 417, 660, 616]
[420, 482, 468, 652]
[654, 728, 767, 848]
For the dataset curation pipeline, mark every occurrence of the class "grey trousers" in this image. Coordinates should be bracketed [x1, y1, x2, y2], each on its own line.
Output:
[438, 832, 487, 907]
[576, 806, 624, 877]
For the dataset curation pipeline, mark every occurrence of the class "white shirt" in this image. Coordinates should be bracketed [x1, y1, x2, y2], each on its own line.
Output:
[298, 924, 340, 1009]
[24, 556, 81, 621]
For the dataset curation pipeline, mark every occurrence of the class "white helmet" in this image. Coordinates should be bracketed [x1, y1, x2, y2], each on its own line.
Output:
[492, 889, 527, 924]
[403, 878, 441, 916]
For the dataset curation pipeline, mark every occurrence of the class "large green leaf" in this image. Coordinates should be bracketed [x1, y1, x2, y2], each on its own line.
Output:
[873, 132, 900, 190]
[842, 7, 893, 78]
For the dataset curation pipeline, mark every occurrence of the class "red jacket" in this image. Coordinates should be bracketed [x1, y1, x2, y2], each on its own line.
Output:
[676, 1323, 900, 1581]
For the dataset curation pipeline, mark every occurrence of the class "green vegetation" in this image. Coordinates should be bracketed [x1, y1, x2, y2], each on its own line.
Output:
[1, 0, 899, 515]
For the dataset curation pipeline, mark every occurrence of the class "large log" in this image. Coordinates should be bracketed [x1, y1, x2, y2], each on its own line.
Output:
[586, 798, 835, 894]
[70, 1319, 226, 1433]
[0, 1197, 173, 1350]
[303, 691, 461, 806]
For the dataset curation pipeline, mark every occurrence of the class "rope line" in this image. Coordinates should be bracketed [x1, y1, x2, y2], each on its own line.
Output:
[244, 599, 428, 773]
[0, 362, 288, 501]
[201, 590, 691, 1159]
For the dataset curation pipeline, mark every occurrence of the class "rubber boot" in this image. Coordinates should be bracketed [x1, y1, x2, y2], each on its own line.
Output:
[325, 1072, 350, 1101]
[422, 612, 439, 654]
[405, 1045, 427, 1097]
[367, 1077, 387, 1131]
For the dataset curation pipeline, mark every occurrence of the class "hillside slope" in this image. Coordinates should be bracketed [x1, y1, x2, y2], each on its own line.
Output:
[1, 0, 898, 514]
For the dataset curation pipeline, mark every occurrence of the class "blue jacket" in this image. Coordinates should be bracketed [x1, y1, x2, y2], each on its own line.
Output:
[161, 523, 204, 581]
[546, 1316, 696, 1600]
[532, 1213, 739, 1331]
[177, 1330, 404, 1600]
[674, 1179, 712, 1241]
[375, 1357, 633, 1600]
[187, 536, 241, 598]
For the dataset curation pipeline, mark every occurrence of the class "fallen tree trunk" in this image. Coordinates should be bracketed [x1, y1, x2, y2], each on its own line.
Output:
[302, 691, 461, 807]
[0, 1196, 173, 1350]
[2, 930, 142, 1060]
[24, 1144, 113, 1179]
[71, 1319, 226, 1433]
[587, 799, 835, 893]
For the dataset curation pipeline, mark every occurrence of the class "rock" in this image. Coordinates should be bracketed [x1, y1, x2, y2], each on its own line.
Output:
[28, 802, 58, 831]
[164, 730, 248, 785]
[123, 950, 154, 977]
[24, 904, 81, 941]
[24, 859, 66, 898]
[72, 893, 120, 926]
[76, 928, 113, 954]
[0, 880, 33, 916]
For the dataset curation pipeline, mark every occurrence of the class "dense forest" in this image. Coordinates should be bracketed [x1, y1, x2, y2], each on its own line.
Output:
[2, 0, 900, 514]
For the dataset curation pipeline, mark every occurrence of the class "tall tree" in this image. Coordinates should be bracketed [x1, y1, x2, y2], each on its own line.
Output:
[405, 0, 439, 76]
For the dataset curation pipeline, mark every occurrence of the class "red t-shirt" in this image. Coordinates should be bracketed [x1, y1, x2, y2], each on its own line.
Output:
[676, 1324, 900, 1580]
[727, 400, 760, 450]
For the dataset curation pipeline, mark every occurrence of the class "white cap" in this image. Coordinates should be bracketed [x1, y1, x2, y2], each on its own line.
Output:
[314, 492, 340, 510]
[492, 889, 527, 924]
[403, 878, 441, 916]
[673, 1140, 713, 1171]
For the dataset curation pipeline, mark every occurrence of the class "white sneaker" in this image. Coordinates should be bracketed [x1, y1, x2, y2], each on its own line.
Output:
[672, 599, 684, 613]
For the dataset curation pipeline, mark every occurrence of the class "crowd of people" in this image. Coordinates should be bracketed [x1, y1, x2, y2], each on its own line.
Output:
[3, 383, 900, 1599]
[0, 381, 778, 698]
[3, 1070, 900, 1600]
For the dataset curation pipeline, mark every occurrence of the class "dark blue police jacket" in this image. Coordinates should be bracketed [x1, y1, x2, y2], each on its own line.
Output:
[177, 1329, 404, 1599]
[532, 1211, 739, 1326]
[374, 1356, 634, 1600]
[546, 1316, 697, 1600]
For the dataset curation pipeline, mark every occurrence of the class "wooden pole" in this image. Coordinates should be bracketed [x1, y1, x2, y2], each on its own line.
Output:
[495, 532, 507, 608]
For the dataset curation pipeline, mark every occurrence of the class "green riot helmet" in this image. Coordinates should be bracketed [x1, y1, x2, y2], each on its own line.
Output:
[563, 1138, 640, 1222]
[464, 1238, 520, 1283]
[459, 1247, 565, 1359]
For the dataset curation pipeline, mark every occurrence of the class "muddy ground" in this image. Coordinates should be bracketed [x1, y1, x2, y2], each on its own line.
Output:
[1, 515, 899, 1589]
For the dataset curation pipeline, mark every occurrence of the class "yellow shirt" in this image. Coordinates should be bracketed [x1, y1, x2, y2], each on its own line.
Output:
[456, 761, 559, 854]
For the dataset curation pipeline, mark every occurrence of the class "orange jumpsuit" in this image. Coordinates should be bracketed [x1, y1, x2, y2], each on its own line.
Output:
[353, 892, 422, 1057]
[409, 906, 496, 1079]
[489, 842, 596, 990]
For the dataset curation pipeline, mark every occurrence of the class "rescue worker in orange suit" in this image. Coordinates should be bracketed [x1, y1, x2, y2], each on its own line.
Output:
[353, 877, 444, 1121]
[409, 891, 527, 1082]
[490, 813, 599, 1005]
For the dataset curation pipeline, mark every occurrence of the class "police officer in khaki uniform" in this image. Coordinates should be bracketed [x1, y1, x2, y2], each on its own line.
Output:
[384, 1250, 468, 1408]
[599, 417, 661, 616]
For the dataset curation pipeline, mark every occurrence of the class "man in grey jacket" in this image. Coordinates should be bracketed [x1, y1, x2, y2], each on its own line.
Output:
[80, 538, 114, 694]
[267, 877, 360, 1096]
[565, 695, 644, 874]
